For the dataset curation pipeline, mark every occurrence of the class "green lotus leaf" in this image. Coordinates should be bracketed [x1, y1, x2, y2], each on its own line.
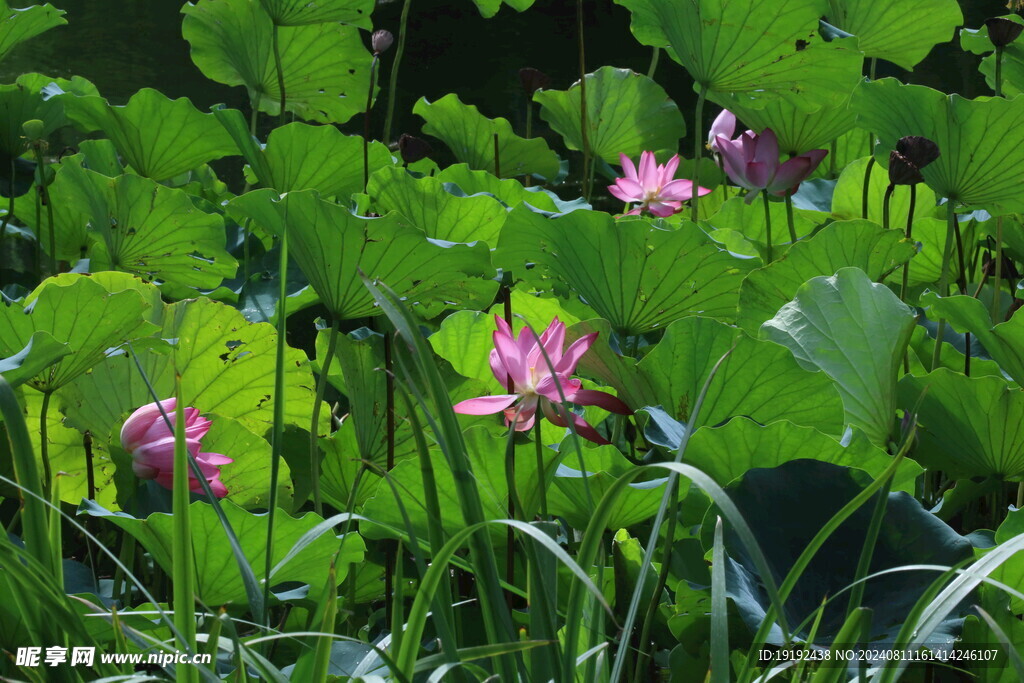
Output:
[433, 163, 561, 211]
[824, 0, 962, 70]
[0, 73, 96, 156]
[367, 166, 507, 243]
[413, 94, 559, 179]
[761, 268, 916, 447]
[82, 499, 364, 606]
[182, 0, 373, 124]
[706, 195, 827, 260]
[736, 220, 916, 333]
[614, 0, 863, 109]
[57, 290, 319, 439]
[0, 1, 66, 64]
[0, 330, 69, 389]
[534, 66, 686, 164]
[686, 418, 923, 493]
[497, 207, 754, 334]
[228, 189, 497, 320]
[256, 0, 372, 27]
[830, 156, 940, 225]
[215, 108, 393, 197]
[961, 16, 1024, 97]
[46, 163, 237, 289]
[853, 79, 1024, 214]
[0, 276, 156, 393]
[56, 88, 237, 181]
[899, 369, 1024, 480]
[469, 0, 535, 19]
[921, 293, 1024, 385]
[719, 459, 973, 644]
[572, 316, 843, 433]
[548, 444, 669, 530]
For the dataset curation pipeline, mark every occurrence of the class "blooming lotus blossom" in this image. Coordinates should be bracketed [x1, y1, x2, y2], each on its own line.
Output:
[715, 127, 827, 202]
[453, 316, 631, 445]
[707, 109, 736, 154]
[120, 398, 232, 498]
[608, 151, 711, 217]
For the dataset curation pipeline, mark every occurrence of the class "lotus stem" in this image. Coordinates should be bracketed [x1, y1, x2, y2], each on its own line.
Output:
[901, 185, 916, 373]
[493, 132, 501, 178]
[382, 0, 411, 145]
[829, 138, 837, 178]
[992, 217, 1004, 323]
[524, 100, 533, 187]
[39, 390, 52, 500]
[633, 478, 680, 681]
[84, 430, 95, 501]
[271, 22, 287, 127]
[931, 199, 957, 371]
[762, 191, 773, 262]
[0, 156, 13, 276]
[363, 54, 380, 193]
[34, 178, 42, 276]
[534, 418, 548, 519]
[263, 220, 288, 628]
[861, 156, 875, 219]
[784, 190, 797, 243]
[647, 47, 659, 78]
[952, 218, 971, 375]
[310, 317, 339, 517]
[882, 184, 894, 232]
[576, 0, 591, 200]
[996, 45, 1005, 98]
[690, 86, 707, 222]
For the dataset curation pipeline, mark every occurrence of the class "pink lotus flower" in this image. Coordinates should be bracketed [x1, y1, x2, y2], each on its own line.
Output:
[715, 127, 827, 202]
[120, 398, 233, 498]
[608, 151, 711, 217]
[453, 316, 631, 445]
[707, 109, 737, 154]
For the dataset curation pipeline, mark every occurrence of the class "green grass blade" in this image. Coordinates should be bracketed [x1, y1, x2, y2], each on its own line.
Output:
[973, 606, 1024, 680]
[710, 516, 730, 683]
[172, 377, 198, 681]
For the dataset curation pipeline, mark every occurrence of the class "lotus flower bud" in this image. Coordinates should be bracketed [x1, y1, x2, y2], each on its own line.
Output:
[985, 17, 1024, 48]
[518, 67, 551, 96]
[372, 29, 394, 55]
[888, 151, 924, 186]
[895, 136, 940, 169]
[22, 119, 44, 140]
[398, 133, 432, 164]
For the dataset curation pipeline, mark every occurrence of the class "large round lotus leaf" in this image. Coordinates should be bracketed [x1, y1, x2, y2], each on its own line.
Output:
[716, 459, 974, 644]
[823, 0, 962, 70]
[534, 66, 686, 164]
[413, 94, 560, 179]
[182, 0, 373, 125]
[228, 189, 497, 320]
[961, 15, 1024, 98]
[0, 73, 96, 155]
[57, 88, 237, 181]
[736, 220, 916, 334]
[853, 78, 1024, 214]
[921, 293, 1024, 386]
[761, 268, 917, 447]
[0, 1, 65, 63]
[614, 0, 862, 109]
[256, 0, 372, 27]
[496, 207, 754, 334]
[899, 369, 1024, 481]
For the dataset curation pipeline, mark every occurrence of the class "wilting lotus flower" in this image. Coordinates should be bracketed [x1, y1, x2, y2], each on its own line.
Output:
[120, 398, 232, 498]
[453, 316, 631, 445]
[608, 151, 711, 217]
[707, 109, 737, 154]
[715, 128, 827, 202]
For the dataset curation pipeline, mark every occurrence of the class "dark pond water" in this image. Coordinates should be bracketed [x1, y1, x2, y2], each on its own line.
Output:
[4, 0, 1010, 157]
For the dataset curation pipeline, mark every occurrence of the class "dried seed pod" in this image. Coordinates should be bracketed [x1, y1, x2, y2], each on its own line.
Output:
[895, 136, 940, 169]
[518, 67, 551, 96]
[986, 17, 1024, 48]
[888, 151, 924, 186]
[398, 133, 432, 164]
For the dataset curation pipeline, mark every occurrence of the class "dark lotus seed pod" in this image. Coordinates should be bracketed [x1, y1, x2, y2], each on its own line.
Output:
[518, 67, 551, 96]
[888, 151, 924, 186]
[895, 136, 940, 169]
[985, 17, 1024, 48]
[372, 30, 394, 55]
[398, 134, 432, 164]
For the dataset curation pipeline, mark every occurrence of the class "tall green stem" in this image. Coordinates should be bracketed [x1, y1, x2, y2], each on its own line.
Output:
[784, 190, 797, 243]
[882, 184, 894, 232]
[271, 23, 287, 127]
[382, 0, 411, 145]
[171, 384, 198, 681]
[992, 217, 1004, 322]
[0, 156, 13, 276]
[647, 47, 660, 78]
[900, 185, 916, 305]
[534, 419, 548, 519]
[310, 317, 339, 516]
[576, 0, 591, 200]
[363, 55, 379, 193]
[39, 390, 52, 501]
[263, 222, 288, 627]
[931, 199, 957, 371]
[762, 191, 773, 263]
[996, 45, 1005, 98]
[861, 157, 875, 219]
[690, 86, 708, 222]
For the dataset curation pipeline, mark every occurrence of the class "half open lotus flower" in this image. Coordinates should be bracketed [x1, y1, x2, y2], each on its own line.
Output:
[453, 316, 632, 445]
[608, 151, 711, 217]
[120, 398, 232, 498]
[715, 127, 827, 202]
